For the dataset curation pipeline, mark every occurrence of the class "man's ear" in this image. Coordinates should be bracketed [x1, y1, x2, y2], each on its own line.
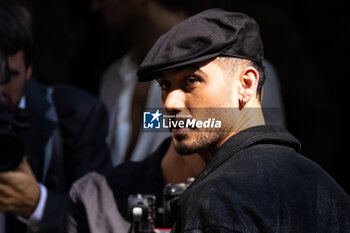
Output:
[238, 66, 259, 109]
[26, 66, 32, 80]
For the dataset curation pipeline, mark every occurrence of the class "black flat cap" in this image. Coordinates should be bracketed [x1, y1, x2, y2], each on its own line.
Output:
[137, 8, 264, 82]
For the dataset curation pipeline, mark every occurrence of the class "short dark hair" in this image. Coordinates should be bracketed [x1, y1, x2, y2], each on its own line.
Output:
[251, 60, 266, 100]
[215, 57, 266, 101]
[0, 1, 33, 68]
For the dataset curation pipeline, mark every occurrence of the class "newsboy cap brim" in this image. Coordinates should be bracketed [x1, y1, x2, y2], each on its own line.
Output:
[137, 8, 264, 82]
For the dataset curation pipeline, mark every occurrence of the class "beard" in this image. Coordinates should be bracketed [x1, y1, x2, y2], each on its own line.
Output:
[170, 107, 236, 156]
[173, 131, 223, 155]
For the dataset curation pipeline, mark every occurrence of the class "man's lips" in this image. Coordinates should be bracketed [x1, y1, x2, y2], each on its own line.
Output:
[171, 127, 186, 136]
[171, 126, 198, 136]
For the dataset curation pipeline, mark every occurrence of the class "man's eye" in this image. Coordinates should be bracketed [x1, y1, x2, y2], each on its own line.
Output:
[184, 76, 199, 86]
[158, 80, 171, 90]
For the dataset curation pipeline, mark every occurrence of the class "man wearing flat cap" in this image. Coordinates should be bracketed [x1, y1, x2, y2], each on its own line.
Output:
[138, 8, 350, 232]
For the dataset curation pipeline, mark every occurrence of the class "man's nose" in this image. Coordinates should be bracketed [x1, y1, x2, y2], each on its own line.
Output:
[163, 89, 186, 115]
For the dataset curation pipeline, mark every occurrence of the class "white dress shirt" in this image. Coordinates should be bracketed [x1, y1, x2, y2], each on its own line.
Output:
[100, 51, 170, 165]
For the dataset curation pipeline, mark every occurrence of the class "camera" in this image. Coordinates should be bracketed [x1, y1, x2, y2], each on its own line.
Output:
[0, 50, 26, 172]
[128, 178, 194, 233]
[162, 181, 193, 227]
[128, 194, 157, 233]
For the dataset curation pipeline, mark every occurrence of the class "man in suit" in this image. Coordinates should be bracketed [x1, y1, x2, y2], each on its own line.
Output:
[0, 1, 111, 232]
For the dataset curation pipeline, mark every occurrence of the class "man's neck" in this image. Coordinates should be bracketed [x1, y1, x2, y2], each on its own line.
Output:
[200, 106, 265, 164]
[230, 106, 266, 138]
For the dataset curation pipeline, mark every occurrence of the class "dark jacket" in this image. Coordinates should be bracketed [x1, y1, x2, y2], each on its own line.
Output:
[172, 125, 350, 233]
[6, 79, 112, 233]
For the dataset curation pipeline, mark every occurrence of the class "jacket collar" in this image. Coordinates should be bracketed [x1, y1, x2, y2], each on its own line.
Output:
[191, 125, 301, 186]
[21, 79, 57, 178]
[24, 79, 52, 120]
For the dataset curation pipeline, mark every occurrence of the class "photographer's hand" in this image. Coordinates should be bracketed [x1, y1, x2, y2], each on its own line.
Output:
[0, 157, 40, 218]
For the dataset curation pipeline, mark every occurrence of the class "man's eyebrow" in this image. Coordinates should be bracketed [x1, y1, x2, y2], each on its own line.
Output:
[175, 64, 206, 75]
[155, 64, 206, 80]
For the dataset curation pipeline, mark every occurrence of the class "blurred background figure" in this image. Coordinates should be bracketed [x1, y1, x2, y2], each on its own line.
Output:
[10, 0, 349, 193]
[91, 0, 189, 165]
[0, 1, 111, 232]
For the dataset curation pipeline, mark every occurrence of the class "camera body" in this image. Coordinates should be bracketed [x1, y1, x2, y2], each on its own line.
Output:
[0, 50, 25, 172]
[128, 194, 157, 233]
[162, 182, 191, 227]
[128, 179, 194, 233]
[0, 101, 25, 172]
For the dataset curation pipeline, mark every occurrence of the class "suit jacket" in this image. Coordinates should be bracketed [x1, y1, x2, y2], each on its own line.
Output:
[6, 79, 112, 233]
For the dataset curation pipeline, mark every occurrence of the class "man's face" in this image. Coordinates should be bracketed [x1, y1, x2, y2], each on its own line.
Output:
[156, 60, 241, 156]
[0, 51, 31, 108]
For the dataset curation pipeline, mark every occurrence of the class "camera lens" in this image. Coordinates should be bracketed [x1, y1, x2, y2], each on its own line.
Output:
[0, 130, 24, 172]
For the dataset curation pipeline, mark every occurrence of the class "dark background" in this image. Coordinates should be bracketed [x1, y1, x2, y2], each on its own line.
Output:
[18, 0, 349, 192]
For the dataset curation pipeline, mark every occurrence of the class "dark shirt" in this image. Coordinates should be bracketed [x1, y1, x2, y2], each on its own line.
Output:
[172, 125, 350, 233]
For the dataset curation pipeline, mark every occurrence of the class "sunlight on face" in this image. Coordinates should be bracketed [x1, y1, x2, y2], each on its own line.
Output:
[156, 60, 241, 156]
